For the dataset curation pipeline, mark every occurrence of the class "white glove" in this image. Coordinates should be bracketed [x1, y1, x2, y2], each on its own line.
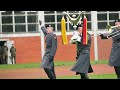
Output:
[70, 31, 81, 44]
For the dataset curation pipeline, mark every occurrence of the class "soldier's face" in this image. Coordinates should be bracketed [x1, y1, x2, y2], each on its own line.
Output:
[47, 27, 53, 33]
[115, 22, 120, 26]
[78, 27, 83, 34]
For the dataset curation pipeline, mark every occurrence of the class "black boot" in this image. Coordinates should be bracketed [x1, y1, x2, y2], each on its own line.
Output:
[80, 73, 89, 79]
[117, 75, 120, 79]
[44, 68, 56, 79]
[114, 66, 120, 79]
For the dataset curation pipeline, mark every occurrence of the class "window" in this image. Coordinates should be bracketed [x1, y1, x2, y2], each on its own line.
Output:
[57, 15, 67, 22]
[98, 22, 107, 29]
[109, 22, 115, 26]
[27, 15, 37, 23]
[85, 14, 91, 21]
[15, 16, 25, 23]
[1, 11, 12, 15]
[97, 14, 107, 20]
[14, 11, 25, 15]
[57, 23, 68, 31]
[97, 11, 120, 30]
[69, 11, 79, 13]
[28, 24, 38, 32]
[109, 13, 119, 20]
[69, 23, 74, 31]
[44, 11, 92, 32]
[44, 11, 54, 14]
[45, 15, 55, 22]
[15, 25, 26, 32]
[87, 23, 91, 30]
[0, 11, 39, 33]
[2, 25, 13, 32]
[27, 11, 37, 15]
[2, 16, 12, 24]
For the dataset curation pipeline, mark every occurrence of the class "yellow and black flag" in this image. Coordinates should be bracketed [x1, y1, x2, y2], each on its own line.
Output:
[61, 16, 68, 45]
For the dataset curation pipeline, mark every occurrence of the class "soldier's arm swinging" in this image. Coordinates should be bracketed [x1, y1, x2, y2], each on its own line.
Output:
[41, 26, 47, 36]
[39, 20, 47, 36]
[109, 29, 120, 39]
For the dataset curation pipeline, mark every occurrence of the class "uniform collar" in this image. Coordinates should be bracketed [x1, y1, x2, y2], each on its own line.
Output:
[48, 32, 54, 35]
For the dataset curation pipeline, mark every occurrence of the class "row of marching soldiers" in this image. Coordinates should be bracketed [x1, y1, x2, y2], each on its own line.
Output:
[0, 43, 16, 64]
[39, 17, 120, 79]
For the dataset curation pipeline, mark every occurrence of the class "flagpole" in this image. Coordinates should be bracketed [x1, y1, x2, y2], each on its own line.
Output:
[91, 11, 98, 61]
[38, 11, 45, 60]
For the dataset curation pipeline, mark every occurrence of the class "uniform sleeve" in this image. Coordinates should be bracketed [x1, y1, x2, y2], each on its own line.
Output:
[41, 26, 47, 36]
[50, 34, 58, 57]
[108, 29, 120, 40]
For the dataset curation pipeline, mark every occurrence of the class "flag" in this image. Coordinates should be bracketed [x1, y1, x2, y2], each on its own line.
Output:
[61, 16, 68, 45]
[82, 16, 88, 45]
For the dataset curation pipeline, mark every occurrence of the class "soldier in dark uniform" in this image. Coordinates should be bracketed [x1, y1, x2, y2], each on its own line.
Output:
[39, 20, 58, 79]
[1, 43, 8, 64]
[70, 24, 93, 79]
[100, 19, 120, 79]
[10, 44, 16, 64]
[0, 46, 2, 64]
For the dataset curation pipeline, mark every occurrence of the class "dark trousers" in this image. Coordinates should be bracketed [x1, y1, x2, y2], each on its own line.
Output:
[0, 55, 2, 64]
[79, 73, 89, 79]
[44, 68, 56, 79]
[11, 56, 16, 64]
[114, 66, 120, 79]
[0, 58, 2, 64]
[2, 55, 8, 64]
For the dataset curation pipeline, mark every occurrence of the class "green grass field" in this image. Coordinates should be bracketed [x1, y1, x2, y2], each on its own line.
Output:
[0, 60, 109, 69]
[37, 74, 117, 79]
[57, 74, 117, 79]
[0, 60, 117, 79]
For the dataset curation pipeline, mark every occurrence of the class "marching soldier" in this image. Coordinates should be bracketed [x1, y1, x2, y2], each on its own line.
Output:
[100, 19, 120, 79]
[2, 43, 8, 64]
[70, 24, 93, 79]
[10, 44, 16, 64]
[39, 20, 58, 79]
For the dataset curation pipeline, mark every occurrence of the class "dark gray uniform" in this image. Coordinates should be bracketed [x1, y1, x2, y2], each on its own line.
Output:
[0, 46, 2, 64]
[40, 26, 58, 79]
[10, 46, 16, 64]
[100, 27, 120, 79]
[71, 33, 93, 79]
[1, 46, 8, 64]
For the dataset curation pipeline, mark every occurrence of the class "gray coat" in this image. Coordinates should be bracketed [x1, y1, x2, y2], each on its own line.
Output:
[101, 28, 120, 67]
[71, 33, 93, 74]
[40, 26, 58, 70]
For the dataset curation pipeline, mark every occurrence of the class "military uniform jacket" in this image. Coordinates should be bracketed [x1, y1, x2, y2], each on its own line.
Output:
[40, 26, 58, 69]
[10, 46, 16, 56]
[2, 46, 8, 56]
[102, 28, 120, 67]
[71, 33, 93, 74]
